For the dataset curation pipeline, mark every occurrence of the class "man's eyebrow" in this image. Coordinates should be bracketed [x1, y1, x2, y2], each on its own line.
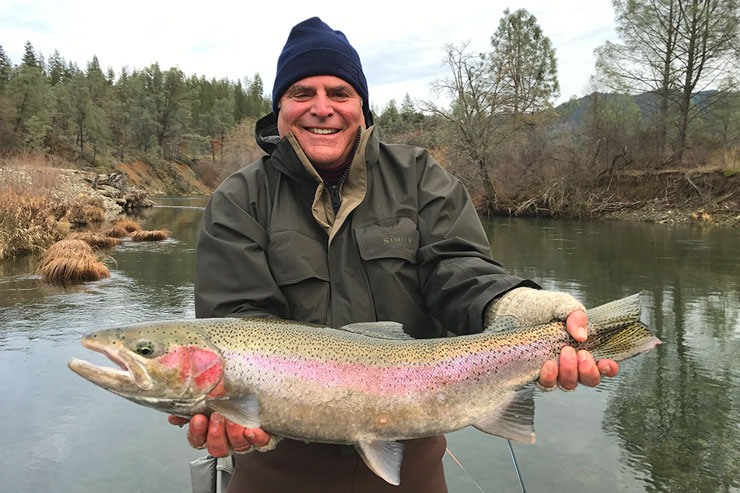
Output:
[285, 84, 315, 95]
[327, 84, 354, 94]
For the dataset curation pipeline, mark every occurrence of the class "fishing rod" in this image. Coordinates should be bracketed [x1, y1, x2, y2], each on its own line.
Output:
[446, 440, 526, 493]
[445, 447, 485, 493]
[507, 439, 526, 493]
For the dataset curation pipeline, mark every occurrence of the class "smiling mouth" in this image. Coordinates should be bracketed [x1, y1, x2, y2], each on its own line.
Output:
[307, 128, 339, 135]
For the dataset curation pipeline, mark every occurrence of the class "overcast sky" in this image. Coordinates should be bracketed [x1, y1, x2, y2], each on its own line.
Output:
[2, 0, 619, 111]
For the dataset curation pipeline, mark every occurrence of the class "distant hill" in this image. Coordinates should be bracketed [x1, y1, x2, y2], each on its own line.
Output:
[554, 90, 722, 127]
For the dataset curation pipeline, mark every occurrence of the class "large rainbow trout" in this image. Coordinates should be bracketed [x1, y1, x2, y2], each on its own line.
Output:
[68, 294, 659, 485]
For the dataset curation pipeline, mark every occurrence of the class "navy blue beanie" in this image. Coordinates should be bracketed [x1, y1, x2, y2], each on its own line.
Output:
[272, 17, 372, 126]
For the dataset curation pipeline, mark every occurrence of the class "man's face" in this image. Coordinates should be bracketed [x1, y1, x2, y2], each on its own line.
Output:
[277, 75, 365, 169]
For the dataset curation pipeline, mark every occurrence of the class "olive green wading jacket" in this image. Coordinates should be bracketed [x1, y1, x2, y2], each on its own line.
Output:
[194, 119, 532, 335]
[193, 115, 535, 492]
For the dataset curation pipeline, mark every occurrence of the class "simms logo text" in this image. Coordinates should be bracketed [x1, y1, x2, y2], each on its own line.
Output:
[383, 237, 414, 244]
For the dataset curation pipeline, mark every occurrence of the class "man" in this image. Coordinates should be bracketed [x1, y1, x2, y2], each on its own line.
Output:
[170, 17, 618, 492]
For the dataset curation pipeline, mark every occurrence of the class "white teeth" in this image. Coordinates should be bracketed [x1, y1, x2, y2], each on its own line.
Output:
[308, 128, 338, 134]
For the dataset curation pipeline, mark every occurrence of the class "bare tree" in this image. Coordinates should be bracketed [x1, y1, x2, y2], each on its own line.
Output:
[673, 0, 740, 162]
[420, 42, 509, 208]
[595, 0, 683, 159]
[595, 0, 739, 163]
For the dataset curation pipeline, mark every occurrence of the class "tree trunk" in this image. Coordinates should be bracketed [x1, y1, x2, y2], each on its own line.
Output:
[477, 157, 496, 211]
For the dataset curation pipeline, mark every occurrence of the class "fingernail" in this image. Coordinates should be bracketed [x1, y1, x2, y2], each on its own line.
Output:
[577, 351, 588, 363]
[601, 363, 611, 374]
[212, 413, 222, 424]
[577, 326, 587, 340]
[246, 430, 255, 440]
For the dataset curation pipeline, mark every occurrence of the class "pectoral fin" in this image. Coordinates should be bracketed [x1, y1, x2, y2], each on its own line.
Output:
[208, 394, 261, 429]
[355, 439, 405, 486]
[473, 388, 535, 444]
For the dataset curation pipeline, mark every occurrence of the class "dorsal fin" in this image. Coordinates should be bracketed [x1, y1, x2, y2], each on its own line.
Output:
[338, 321, 413, 340]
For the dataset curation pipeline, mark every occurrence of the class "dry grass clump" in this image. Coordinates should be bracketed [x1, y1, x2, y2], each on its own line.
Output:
[0, 189, 71, 260]
[130, 230, 169, 242]
[38, 238, 110, 283]
[66, 195, 106, 225]
[65, 232, 122, 248]
[43, 239, 93, 258]
[104, 224, 129, 238]
[38, 256, 110, 283]
[112, 218, 142, 232]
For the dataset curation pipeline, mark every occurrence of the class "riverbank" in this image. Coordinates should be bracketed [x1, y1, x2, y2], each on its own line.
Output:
[601, 202, 740, 227]
[483, 164, 739, 228]
[0, 153, 212, 260]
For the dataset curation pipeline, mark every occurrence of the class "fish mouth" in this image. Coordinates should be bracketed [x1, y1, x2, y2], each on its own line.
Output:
[68, 339, 151, 393]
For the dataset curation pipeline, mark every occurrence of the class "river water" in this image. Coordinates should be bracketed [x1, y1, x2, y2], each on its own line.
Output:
[0, 198, 737, 492]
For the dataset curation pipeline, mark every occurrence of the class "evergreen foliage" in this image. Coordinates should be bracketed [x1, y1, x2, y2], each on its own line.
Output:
[0, 44, 272, 164]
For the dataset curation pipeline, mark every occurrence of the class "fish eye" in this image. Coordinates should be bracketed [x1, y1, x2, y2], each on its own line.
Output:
[135, 340, 156, 358]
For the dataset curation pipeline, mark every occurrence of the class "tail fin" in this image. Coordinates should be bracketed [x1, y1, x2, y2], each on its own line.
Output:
[579, 294, 661, 362]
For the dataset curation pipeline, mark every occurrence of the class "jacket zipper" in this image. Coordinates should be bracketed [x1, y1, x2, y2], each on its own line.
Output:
[324, 128, 362, 216]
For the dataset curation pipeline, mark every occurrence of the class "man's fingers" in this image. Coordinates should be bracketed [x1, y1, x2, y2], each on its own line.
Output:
[565, 310, 588, 342]
[168, 415, 190, 427]
[598, 359, 619, 377]
[244, 428, 271, 448]
[206, 413, 231, 457]
[558, 346, 578, 390]
[538, 360, 558, 389]
[577, 350, 601, 387]
[187, 414, 209, 450]
[226, 420, 252, 453]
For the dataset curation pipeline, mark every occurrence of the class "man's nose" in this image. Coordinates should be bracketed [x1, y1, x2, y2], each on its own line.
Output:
[310, 93, 333, 118]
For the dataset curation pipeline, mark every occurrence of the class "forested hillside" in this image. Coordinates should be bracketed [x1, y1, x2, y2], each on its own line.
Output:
[0, 41, 270, 169]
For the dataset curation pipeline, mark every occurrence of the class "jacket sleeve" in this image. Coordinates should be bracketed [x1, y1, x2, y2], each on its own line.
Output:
[194, 168, 290, 319]
[414, 151, 539, 334]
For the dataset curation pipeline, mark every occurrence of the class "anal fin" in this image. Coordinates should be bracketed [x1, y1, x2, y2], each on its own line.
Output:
[473, 388, 536, 444]
[355, 439, 405, 485]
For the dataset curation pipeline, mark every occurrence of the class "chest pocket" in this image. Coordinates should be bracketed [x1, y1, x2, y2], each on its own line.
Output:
[267, 230, 329, 322]
[354, 216, 424, 328]
[354, 216, 419, 264]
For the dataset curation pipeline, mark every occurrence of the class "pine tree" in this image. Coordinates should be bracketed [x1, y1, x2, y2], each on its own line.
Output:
[48, 50, 66, 85]
[246, 73, 265, 117]
[488, 8, 559, 115]
[0, 45, 11, 85]
[233, 79, 248, 122]
[22, 41, 38, 68]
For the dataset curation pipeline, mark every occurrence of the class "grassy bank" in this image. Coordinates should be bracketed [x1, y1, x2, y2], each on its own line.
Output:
[0, 154, 107, 260]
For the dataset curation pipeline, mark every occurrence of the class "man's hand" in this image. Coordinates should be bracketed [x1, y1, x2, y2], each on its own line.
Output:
[168, 414, 272, 456]
[537, 309, 619, 390]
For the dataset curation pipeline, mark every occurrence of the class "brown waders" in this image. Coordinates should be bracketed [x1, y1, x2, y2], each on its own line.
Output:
[227, 435, 448, 493]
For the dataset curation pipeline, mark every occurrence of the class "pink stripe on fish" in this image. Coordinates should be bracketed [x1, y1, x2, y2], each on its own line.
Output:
[225, 343, 550, 394]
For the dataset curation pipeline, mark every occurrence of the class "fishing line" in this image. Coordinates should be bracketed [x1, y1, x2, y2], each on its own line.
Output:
[507, 440, 526, 493]
[445, 447, 485, 493]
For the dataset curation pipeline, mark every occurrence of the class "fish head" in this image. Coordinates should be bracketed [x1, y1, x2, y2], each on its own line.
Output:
[68, 320, 225, 416]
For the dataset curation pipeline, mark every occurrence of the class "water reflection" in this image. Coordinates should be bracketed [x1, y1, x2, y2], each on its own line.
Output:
[483, 218, 740, 492]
